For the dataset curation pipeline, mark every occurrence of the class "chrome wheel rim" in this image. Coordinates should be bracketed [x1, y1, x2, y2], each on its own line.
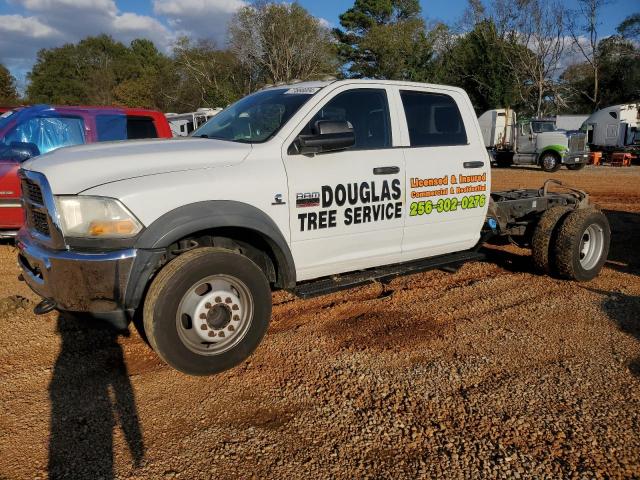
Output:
[579, 224, 604, 271]
[543, 155, 557, 170]
[176, 274, 253, 355]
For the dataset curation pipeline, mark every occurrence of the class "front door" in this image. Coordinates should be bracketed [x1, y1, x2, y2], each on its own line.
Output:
[517, 121, 536, 153]
[397, 87, 490, 260]
[282, 86, 405, 281]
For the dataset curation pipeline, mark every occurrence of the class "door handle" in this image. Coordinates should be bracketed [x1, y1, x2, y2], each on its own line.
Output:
[373, 166, 400, 175]
[463, 161, 484, 169]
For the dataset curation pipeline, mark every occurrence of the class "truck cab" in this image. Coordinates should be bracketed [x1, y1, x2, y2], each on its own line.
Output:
[478, 109, 589, 172]
[0, 105, 172, 238]
[16, 81, 610, 376]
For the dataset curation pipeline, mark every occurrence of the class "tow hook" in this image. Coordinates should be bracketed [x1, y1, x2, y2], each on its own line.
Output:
[34, 298, 57, 315]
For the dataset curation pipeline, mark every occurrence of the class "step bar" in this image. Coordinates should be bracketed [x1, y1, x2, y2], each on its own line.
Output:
[293, 250, 485, 299]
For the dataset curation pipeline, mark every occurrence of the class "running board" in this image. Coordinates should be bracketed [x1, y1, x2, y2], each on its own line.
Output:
[293, 250, 485, 299]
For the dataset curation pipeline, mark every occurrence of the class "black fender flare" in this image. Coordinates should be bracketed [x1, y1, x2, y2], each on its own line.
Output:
[124, 201, 296, 310]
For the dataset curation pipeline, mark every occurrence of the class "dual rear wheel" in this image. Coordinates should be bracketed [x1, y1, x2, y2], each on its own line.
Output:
[532, 207, 610, 281]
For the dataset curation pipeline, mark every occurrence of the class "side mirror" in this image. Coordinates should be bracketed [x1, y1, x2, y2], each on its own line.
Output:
[295, 120, 355, 155]
[2, 142, 40, 162]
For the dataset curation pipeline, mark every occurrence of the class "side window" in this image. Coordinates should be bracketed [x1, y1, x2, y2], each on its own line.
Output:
[127, 116, 158, 139]
[400, 90, 467, 147]
[4, 116, 85, 154]
[95, 114, 127, 141]
[302, 88, 391, 150]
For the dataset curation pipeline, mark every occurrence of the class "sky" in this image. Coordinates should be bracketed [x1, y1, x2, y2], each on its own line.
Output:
[0, 0, 637, 89]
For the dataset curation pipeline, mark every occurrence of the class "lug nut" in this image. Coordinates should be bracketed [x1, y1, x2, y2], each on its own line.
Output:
[208, 331, 216, 337]
[200, 324, 207, 330]
[218, 331, 225, 337]
[200, 313, 206, 319]
[205, 302, 212, 309]
[215, 296, 222, 303]
[233, 315, 240, 321]
[228, 325, 235, 332]
[232, 304, 239, 311]
[225, 297, 232, 304]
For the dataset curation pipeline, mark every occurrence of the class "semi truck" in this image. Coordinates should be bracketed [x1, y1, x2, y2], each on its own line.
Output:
[581, 103, 640, 155]
[16, 80, 610, 375]
[165, 108, 222, 137]
[478, 108, 590, 171]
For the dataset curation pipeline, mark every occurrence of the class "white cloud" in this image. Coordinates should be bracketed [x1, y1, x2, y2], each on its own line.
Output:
[0, 0, 176, 82]
[153, 0, 245, 46]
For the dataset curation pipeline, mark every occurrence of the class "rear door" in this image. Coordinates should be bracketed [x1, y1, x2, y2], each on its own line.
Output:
[396, 87, 489, 260]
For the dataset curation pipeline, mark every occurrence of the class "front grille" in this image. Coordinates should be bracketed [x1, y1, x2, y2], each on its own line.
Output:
[30, 210, 50, 236]
[22, 179, 44, 205]
[568, 134, 586, 153]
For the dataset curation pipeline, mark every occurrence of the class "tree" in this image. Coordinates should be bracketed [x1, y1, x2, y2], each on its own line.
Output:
[166, 37, 243, 111]
[433, 19, 524, 113]
[229, 2, 337, 86]
[567, 0, 611, 109]
[617, 13, 640, 40]
[493, 0, 567, 116]
[335, 0, 434, 79]
[0, 64, 19, 105]
[27, 35, 173, 109]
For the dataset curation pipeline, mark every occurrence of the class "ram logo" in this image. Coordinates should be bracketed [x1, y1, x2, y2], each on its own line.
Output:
[296, 192, 320, 208]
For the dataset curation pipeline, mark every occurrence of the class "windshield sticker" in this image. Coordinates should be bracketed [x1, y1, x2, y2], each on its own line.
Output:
[284, 87, 321, 95]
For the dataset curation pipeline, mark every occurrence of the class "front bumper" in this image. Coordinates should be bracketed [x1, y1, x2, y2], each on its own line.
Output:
[561, 151, 590, 165]
[16, 228, 136, 328]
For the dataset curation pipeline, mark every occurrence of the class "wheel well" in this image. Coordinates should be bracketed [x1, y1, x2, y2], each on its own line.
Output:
[538, 149, 561, 164]
[166, 227, 287, 288]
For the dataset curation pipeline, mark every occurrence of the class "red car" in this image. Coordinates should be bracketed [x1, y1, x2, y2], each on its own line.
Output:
[0, 105, 172, 238]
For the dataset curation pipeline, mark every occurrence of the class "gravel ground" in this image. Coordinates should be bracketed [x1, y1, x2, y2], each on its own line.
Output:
[0, 165, 639, 479]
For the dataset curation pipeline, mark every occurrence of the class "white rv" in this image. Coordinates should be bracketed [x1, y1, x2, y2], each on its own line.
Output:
[581, 103, 640, 152]
[166, 108, 222, 137]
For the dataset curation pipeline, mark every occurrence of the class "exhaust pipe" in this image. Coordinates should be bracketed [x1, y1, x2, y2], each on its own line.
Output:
[34, 298, 57, 315]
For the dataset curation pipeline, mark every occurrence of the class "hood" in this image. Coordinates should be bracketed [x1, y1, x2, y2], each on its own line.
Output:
[21, 137, 252, 194]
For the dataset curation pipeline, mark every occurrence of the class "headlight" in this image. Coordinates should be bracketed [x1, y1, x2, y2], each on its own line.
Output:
[55, 196, 143, 239]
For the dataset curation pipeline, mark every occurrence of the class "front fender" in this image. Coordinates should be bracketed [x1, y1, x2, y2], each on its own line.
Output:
[124, 200, 296, 310]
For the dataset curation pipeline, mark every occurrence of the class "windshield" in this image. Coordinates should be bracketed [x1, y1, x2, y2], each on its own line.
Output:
[193, 88, 317, 143]
[532, 121, 555, 133]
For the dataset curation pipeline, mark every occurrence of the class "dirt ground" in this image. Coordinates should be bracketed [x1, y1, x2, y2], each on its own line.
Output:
[0, 166, 639, 479]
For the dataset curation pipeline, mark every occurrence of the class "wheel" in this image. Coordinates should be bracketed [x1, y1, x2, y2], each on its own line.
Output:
[539, 152, 561, 172]
[143, 247, 272, 375]
[554, 209, 610, 281]
[531, 206, 571, 274]
[566, 163, 586, 171]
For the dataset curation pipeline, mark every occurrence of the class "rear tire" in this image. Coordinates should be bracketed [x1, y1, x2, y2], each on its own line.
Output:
[567, 163, 586, 171]
[531, 206, 571, 274]
[554, 209, 610, 281]
[143, 247, 272, 375]
[540, 152, 561, 172]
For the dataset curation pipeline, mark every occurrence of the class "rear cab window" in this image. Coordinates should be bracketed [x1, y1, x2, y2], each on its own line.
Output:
[126, 116, 158, 139]
[400, 90, 467, 147]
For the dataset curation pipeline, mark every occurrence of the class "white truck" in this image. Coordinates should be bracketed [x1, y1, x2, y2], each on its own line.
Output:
[478, 108, 590, 171]
[16, 80, 610, 375]
[581, 103, 640, 154]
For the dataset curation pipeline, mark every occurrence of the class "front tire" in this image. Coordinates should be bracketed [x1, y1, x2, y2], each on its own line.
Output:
[554, 209, 610, 281]
[143, 247, 272, 375]
[540, 152, 561, 172]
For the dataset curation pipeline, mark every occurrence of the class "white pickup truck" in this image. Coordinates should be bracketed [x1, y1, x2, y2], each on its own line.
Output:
[16, 80, 610, 375]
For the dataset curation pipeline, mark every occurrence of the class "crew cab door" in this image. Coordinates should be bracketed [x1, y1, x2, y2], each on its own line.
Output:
[282, 85, 405, 281]
[396, 87, 489, 260]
